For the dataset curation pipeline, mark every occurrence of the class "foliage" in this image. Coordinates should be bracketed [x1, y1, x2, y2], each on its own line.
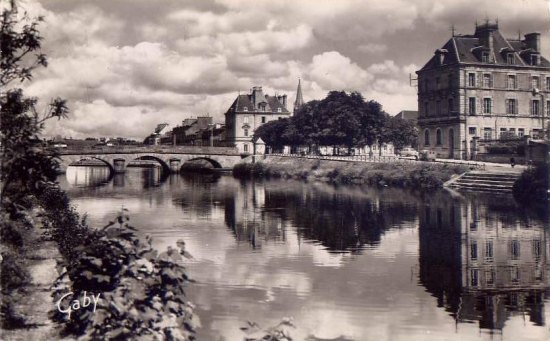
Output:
[0, 0, 66, 328]
[49, 208, 199, 340]
[241, 318, 295, 341]
[513, 163, 549, 203]
[254, 92, 390, 153]
[234, 157, 468, 190]
[381, 116, 418, 152]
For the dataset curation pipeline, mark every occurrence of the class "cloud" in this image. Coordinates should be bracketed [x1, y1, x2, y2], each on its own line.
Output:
[17, 0, 550, 138]
[309, 51, 374, 90]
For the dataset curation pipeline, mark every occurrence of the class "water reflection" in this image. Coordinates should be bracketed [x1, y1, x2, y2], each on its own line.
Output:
[419, 192, 550, 332]
[59, 168, 550, 341]
[66, 165, 112, 187]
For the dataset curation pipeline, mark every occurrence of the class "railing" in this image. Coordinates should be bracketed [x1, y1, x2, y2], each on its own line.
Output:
[267, 153, 486, 170]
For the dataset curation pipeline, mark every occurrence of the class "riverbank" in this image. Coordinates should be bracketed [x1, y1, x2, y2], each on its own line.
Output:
[233, 156, 469, 189]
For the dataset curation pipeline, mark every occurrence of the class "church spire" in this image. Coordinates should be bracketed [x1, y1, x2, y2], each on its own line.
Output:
[293, 78, 304, 113]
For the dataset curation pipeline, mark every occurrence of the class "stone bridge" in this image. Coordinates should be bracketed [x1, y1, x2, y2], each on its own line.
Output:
[57, 146, 247, 173]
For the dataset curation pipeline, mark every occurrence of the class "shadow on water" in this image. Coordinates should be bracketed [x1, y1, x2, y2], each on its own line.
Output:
[419, 191, 550, 332]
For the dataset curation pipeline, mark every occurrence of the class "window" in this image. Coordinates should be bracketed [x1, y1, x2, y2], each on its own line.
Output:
[468, 73, 476, 87]
[532, 100, 540, 116]
[471, 241, 478, 260]
[483, 74, 492, 88]
[546, 77, 550, 91]
[532, 76, 540, 89]
[261, 116, 266, 124]
[423, 79, 429, 91]
[510, 240, 520, 260]
[243, 144, 248, 152]
[424, 130, 430, 146]
[436, 100, 441, 115]
[486, 269, 495, 286]
[506, 99, 517, 115]
[471, 269, 479, 286]
[244, 116, 249, 124]
[509, 128, 516, 136]
[511, 267, 520, 283]
[485, 241, 494, 259]
[243, 107, 248, 112]
[507, 75, 516, 89]
[499, 128, 507, 138]
[483, 98, 492, 114]
[448, 98, 454, 113]
[435, 77, 440, 89]
[436, 129, 442, 145]
[424, 102, 429, 116]
[518, 128, 525, 137]
[277, 108, 282, 113]
[483, 127, 492, 140]
[448, 75, 453, 88]
[469, 97, 476, 115]
[244, 128, 249, 137]
[482, 52, 489, 63]
[507, 53, 514, 64]
[547, 101, 550, 117]
[533, 240, 542, 259]
[469, 127, 477, 135]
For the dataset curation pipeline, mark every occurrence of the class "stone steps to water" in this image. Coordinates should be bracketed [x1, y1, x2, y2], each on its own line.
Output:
[446, 171, 520, 193]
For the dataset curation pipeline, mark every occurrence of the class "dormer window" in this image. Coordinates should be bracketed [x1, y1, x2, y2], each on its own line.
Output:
[482, 52, 490, 63]
[507, 53, 514, 64]
[243, 107, 248, 112]
[277, 108, 282, 113]
[531, 55, 540, 66]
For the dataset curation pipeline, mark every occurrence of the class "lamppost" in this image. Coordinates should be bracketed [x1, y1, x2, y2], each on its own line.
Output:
[532, 88, 547, 140]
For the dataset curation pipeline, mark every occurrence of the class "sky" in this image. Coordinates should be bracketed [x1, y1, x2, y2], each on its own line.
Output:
[7, 0, 550, 140]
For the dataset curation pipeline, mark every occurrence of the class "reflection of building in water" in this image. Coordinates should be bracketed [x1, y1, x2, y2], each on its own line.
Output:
[66, 165, 112, 187]
[224, 181, 286, 248]
[419, 193, 549, 332]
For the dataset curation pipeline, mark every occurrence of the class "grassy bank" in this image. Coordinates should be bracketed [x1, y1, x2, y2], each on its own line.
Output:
[234, 156, 468, 189]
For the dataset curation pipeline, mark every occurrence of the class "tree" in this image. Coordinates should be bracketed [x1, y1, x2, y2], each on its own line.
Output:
[254, 118, 291, 153]
[383, 116, 418, 152]
[1, 0, 68, 328]
[1, 0, 68, 207]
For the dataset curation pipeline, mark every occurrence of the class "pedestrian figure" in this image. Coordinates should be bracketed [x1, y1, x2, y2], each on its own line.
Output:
[510, 157, 515, 168]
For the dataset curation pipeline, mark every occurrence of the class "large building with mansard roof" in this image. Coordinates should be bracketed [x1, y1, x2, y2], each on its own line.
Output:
[224, 86, 292, 153]
[416, 21, 550, 159]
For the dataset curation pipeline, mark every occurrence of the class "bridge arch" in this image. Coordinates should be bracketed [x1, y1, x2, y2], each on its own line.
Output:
[130, 155, 171, 173]
[67, 156, 114, 172]
[184, 157, 223, 169]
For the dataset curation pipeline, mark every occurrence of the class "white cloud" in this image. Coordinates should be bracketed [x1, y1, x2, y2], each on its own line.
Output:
[309, 51, 374, 90]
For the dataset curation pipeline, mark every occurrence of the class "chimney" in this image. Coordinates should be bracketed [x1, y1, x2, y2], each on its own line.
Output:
[251, 86, 264, 109]
[524, 33, 541, 52]
[282, 94, 287, 108]
[475, 21, 498, 51]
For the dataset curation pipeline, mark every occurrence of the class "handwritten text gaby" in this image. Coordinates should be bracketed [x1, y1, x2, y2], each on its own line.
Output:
[56, 291, 101, 319]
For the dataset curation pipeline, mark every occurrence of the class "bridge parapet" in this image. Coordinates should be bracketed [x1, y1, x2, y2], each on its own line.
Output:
[58, 145, 239, 155]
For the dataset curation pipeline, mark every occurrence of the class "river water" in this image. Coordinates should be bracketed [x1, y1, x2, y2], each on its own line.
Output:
[60, 166, 550, 341]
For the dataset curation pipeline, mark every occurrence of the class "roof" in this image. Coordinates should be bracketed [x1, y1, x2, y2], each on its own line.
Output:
[420, 25, 550, 71]
[227, 93, 290, 114]
[395, 110, 418, 121]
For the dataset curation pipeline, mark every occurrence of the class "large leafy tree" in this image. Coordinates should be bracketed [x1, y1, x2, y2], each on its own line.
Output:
[1, 0, 68, 207]
[383, 116, 418, 152]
